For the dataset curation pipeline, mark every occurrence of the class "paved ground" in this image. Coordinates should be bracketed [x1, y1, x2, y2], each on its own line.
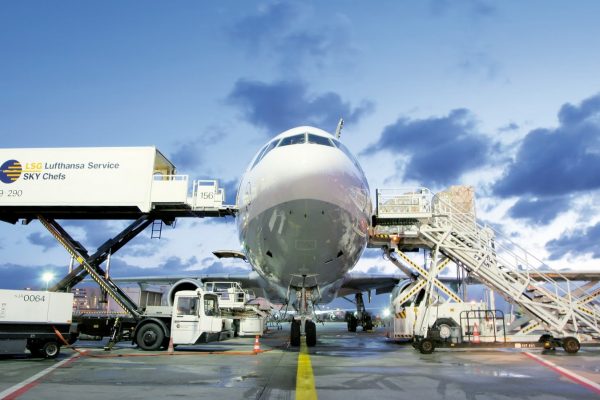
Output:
[1, 322, 599, 399]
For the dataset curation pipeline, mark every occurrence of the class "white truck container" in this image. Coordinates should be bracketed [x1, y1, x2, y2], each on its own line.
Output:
[0, 147, 186, 213]
[0, 289, 75, 358]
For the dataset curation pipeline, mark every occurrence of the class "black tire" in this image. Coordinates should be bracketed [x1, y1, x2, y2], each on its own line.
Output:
[290, 320, 301, 347]
[347, 315, 357, 332]
[562, 336, 580, 354]
[538, 334, 553, 343]
[136, 323, 165, 351]
[306, 320, 317, 347]
[29, 348, 44, 358]
[538, 334, 555, 350]
[42, 341, 60, 359]
[418, 338, 435, 354]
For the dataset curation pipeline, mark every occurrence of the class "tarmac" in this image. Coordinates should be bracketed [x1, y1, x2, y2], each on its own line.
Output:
[1, 322, 599, 400]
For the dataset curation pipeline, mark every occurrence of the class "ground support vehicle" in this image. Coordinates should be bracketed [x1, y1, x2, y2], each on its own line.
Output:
[0, 289, 76, 358]
[76, 289, 226, 351]
[205, 281, 268, 337]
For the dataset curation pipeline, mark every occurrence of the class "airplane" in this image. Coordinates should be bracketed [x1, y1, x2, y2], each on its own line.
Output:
[119, 124, 403, 347]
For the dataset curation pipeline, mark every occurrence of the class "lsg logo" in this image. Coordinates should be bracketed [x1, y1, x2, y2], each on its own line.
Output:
[0, 159, 22, 184]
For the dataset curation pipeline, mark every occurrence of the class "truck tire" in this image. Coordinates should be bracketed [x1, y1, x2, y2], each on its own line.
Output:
[418, 338, 435, 354]
[305, 320, 317, 347]
[42, 341, 60, 359]
[562, 337, 580, 354]
[290, 320, 301, 347]
[136, 323, 165, 351]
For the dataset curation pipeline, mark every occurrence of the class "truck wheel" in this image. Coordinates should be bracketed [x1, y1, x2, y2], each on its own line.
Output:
[562, 337, 580, 354]
[538, 334, 555, 350]
[290, 320, 301, 347]
[419, 339, 435, 354]
[306, 320, 317, 347]
[136, 323, 165, 351]
[42, 341, 61, 359]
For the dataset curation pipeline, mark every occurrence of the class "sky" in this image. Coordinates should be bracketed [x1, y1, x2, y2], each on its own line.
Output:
[1, 1, 600, 304]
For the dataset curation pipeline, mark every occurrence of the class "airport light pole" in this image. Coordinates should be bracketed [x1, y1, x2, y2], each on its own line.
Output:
[42, 272, 54, 291]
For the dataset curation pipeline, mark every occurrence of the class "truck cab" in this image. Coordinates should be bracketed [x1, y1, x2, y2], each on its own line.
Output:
[134, 289, 223, 351]
[171, 290, 222, 345]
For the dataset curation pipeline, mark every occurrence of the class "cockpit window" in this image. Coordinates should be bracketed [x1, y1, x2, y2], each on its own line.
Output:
[307, 134, 334, 147]
[251, 139, 280, 169]
[261, 139, 279, 159]
[278, 133, 306, 147]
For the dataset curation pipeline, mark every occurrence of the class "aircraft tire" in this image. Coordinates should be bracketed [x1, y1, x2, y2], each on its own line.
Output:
[290, 320, 301, 347]
[348, 315, 357, 332]
[306, 320, 317, 347]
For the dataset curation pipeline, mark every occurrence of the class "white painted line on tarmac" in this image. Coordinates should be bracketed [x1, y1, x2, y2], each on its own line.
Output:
[0, 353, 80, 400]
[524, 352, 600, 395]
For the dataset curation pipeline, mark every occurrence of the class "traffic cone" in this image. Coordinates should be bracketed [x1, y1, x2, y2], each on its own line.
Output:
[167, 337, 174, 353]
[473, 322, 480, 344]
[253, 335, 261, 353]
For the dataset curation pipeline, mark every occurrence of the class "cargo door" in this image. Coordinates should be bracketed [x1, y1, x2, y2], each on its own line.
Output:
[171, 296, 201, 344]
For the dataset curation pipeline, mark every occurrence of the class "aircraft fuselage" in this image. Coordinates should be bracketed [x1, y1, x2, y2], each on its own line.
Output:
[236, 126, 372, 301]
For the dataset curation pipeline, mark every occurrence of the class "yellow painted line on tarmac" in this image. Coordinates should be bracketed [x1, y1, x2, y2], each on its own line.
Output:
[295, 337, 317, 400]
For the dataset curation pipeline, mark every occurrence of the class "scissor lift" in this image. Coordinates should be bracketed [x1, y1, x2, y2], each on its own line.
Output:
[2, 179, 235, 321]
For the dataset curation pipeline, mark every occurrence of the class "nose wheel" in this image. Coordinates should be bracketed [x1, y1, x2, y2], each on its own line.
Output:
[290, 319, 317, 347]
[288, 275, 319, 347]
[305, 320, 316, 346]
[291, 320, 301, 346]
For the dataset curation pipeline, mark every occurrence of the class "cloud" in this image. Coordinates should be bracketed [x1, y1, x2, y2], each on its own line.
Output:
[499, 122, 519, 132]
[494, 92, 600, 198]
[228, 2, 299, 53]
[197, 260, 250, 275]
[507, 196, 571, 225]
[365, 265, 387, 274]
[457, 50, 502, 81]
[27, 232, 58, 252]
[228, 2, 356, 74]
[0, 262, 66, 290]
[362, 248, 385, 259]
[362, 108, 493, 186]
[545, 222, 600, 260]
[57, 220, 161, 254]
[227, 79, 373, 134]
[169, 127, 226, 173]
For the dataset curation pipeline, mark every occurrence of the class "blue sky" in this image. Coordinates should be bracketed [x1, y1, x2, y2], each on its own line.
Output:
[2, 1, 600, 295]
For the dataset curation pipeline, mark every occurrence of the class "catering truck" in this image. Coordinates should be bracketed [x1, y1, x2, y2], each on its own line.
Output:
[0, 289, 76, 358]
[76, 288, 230, 351]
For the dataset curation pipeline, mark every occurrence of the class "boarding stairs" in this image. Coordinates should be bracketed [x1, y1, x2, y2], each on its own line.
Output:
[372, 188, 600, 340]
